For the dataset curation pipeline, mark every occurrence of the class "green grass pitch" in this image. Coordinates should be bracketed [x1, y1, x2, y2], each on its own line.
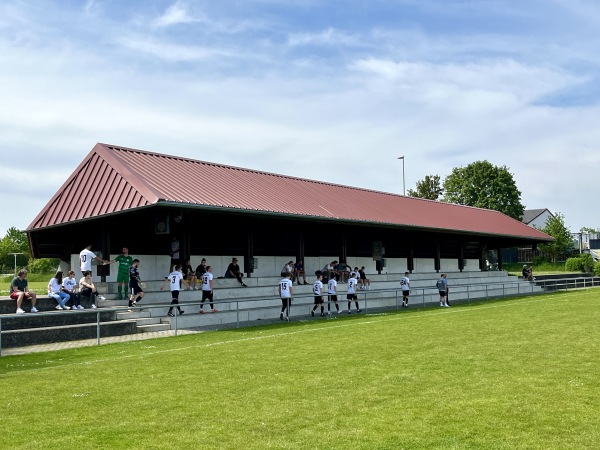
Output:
[1, 290, 599, 449]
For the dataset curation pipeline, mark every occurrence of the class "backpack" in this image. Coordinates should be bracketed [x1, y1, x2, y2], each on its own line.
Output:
[436, 279, 443, 290]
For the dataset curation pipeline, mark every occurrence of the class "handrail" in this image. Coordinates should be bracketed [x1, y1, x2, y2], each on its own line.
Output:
[1, 276, 599, 356]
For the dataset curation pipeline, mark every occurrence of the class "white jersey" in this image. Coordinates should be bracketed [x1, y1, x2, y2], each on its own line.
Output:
[279, 278, 293, 298]
[401, 276, 410, 290]
[327, 278, 337, 294]
[350, 270, 360, 280]
[313, 280, 323, 296]
[202, 272, 214, 291]
[80, 249, 96, 271]
[347, 278, 358, 294]
[48, 277, 61, 294]
[168, 271, 184, 292]
[62, 277, 77, 292]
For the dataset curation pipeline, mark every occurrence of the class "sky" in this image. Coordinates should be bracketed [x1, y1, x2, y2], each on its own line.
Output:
[2, 0, 600, 237]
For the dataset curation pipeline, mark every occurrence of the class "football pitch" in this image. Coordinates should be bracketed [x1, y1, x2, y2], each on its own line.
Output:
[1, 290, 599, 449]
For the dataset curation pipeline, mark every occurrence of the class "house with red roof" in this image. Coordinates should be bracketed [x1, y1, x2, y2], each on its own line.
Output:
[26, 143, 553, 280]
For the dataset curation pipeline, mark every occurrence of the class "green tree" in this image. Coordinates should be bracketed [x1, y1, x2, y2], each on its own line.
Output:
[407, 175, 443, 200]
[442, 161, 525, 220]
[0, 227, 30, 273]
[538, 213, 573, 263]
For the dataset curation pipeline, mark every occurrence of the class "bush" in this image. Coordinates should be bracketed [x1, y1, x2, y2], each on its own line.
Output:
[580, 254, 595, 272]
[532, 256, 547, 266]
[565, 257, 583, 272]
[28, 258, 60, 274]
[595, 261, 600, 277]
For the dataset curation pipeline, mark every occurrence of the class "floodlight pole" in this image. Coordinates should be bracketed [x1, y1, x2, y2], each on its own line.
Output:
[9, 253, 24, 275]
[397, 156, 405, 195]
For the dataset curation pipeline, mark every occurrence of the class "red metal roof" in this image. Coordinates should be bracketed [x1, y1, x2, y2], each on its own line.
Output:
[27, 143, 552, 241]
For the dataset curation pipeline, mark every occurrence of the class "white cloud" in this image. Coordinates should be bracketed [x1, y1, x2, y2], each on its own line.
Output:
[287, 27, 363, 47]
[151, 1, 201, 28]
[1, 0, 600, 237]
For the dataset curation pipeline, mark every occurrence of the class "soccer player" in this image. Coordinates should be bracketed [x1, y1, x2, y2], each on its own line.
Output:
[400, 271, 410, 308]
[161, 264, 189, 317]
[437, 274, 449, 307]
[79, 244, 109, 274]
[327, 273, 341, 314]
[128, 259, 145, 308]
[347, 272, 361, 314]
[311, 270, 325, 317]
[199, 265, 217, 314]
[358, 266, 370, 290]
[278, 271, 293, 320]
[113, 247, 133, 300]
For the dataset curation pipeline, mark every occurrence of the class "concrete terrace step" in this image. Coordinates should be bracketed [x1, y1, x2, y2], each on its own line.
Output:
[1, 320, 137, 349]
[0, 271, 549, 350]
[137, 323, 171, 333]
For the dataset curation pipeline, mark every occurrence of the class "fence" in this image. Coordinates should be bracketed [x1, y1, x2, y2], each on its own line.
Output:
[2, 277, 599, 356]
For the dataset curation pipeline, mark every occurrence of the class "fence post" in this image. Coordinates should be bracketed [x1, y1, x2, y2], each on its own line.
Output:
[364, 291, 368, 314]
[175, 306, 178, 337]
[0, 317, 2, 357]
[96, 310, 101, 346]
[236, 301, 240, 329]
[395, 290, 398, 310]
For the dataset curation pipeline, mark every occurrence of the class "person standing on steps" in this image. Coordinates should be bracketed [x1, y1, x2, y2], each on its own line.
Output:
[278, 271, 293, 320]
[128, 259, 145, 308]
[199, 265, 218, 314]
[113, 247, 133, 300]
[327, 272, 341, 314]
[80, 243, 111, 275]
[400, 271, 410, 308]
[437, 273, 449, 307]
[346, 272, 361, 314]
[311, 270, 325, 317]
[161, 264, 189, 317]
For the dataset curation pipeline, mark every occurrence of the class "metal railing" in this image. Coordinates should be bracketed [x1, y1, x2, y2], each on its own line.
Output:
[2, 276, 599, 356]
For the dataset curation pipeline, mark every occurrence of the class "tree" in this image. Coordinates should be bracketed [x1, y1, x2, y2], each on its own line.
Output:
[538, 213, 573, 263]
[0, 227, 30, 273]
[442, 161, 525, 220]
[407, 175, 443, 200]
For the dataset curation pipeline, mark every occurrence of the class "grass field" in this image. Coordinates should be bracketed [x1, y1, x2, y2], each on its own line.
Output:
[1, 290, 600, 449]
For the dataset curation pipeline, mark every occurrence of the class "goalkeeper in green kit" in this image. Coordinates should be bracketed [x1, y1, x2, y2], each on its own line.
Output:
[113, 247, 133, 300]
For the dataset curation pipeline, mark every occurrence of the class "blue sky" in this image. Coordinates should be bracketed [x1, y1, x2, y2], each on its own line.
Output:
[2, 0, 600, 237]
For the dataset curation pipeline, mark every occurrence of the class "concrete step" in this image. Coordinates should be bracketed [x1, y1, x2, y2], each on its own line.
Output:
[136, 323, 171, 333]
[132, 317, 163, 326]
[1, 320, 137, 349]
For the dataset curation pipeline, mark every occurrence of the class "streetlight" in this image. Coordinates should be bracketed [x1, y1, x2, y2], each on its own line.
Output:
[397, 156, 405, 195]
[9, 252, 24, 274]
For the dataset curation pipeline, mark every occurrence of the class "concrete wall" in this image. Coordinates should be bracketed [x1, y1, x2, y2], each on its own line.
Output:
[69, 254, 482, 282]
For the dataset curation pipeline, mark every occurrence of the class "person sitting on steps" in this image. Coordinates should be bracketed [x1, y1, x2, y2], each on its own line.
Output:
[225, 257, 247, 287]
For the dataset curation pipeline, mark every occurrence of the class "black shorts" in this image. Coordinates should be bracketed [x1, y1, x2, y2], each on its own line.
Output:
[171, 290, 180, 299]
[402, 290, 410, 296]
[328, 294, 338, 302]
[281, 297, 291, 306]
[346, 293, 357, 300]
[130, 280, 143, 295]
[314, 295, 324, 304]
[202, 290, 213, 301]
[439, 291, 446, 297]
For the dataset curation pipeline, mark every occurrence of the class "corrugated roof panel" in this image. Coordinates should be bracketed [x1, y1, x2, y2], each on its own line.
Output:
[27, 143, 552, 242]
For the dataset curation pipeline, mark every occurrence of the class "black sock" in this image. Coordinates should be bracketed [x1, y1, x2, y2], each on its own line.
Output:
[136, 295, 142, 303]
